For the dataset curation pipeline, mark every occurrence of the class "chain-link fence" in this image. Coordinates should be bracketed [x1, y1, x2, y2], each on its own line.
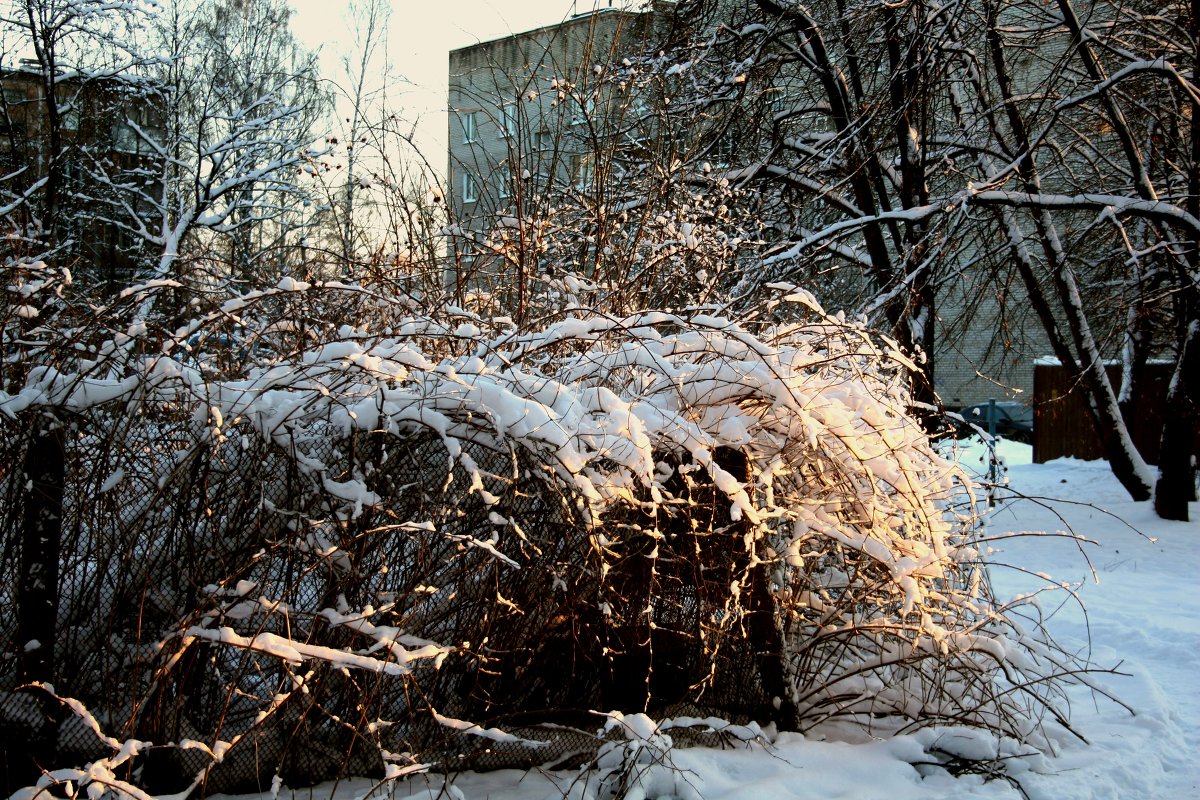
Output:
[0, 404, 784, 795]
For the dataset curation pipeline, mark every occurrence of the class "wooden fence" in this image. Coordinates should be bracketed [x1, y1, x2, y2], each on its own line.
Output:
[1031, 362, 1195, 465]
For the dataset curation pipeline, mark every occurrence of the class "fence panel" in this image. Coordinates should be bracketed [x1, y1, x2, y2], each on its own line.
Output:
[1032, 363, 1192, 465]
[0, 411, 781, 794]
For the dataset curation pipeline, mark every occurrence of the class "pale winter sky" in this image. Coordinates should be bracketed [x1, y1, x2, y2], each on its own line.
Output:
[290, 1, 634, 169]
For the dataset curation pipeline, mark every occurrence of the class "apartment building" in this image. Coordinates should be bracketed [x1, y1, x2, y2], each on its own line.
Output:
[446, 6, 661, 260]
[444, 4, 1055, 407]
[1, 66, 163, 287]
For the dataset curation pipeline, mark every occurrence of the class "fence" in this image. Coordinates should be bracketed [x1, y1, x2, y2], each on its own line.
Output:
[0, 300, 1081, 799]
[0, 405, 782, 795]
[1032, 362, 1197, 464]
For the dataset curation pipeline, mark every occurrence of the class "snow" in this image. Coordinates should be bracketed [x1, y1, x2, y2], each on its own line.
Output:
[205, 440, 1198, 800]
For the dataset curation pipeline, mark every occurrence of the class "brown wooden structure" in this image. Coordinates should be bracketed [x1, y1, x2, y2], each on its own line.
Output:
[1032, 362, 1198, 465]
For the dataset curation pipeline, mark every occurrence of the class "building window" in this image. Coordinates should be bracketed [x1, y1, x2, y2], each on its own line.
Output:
[114, 118, 140, 152]
[55, 89, 79, 130]
[60, 105, 79, 131]
[535, 130, 553, 150]
[571, 96, 595, 126]
[713, 130, 736, 168]
[498, 101, 517, 138]
[462, 171, 479, 203]
[764, 86, 789, 116]
[61, 155, 83, 184]
[112, 108, 163, 154]
[456, 242, 477, 267]
[461, 110, 478, 143]
[0, 120, 26, 139]
[571, 153, 594, 190]
[496, 168, 512, 199]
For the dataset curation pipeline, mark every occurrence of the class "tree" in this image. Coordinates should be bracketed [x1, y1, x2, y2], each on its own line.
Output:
[0, 2, 158, 709]
[628, 0, 975, 417]
[441, 7, 766, 324]
[78, 0, 330, 309]
[642, 0, 1197, 516]
[326, 0, 391, 266]
[0, 6, 155, 779]
[0, 0, 157, 286]
[966, 0, 1198, 516]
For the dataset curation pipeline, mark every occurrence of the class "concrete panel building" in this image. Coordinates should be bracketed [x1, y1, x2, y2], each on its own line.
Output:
[445, 4, 1056, 407]
[447, 7, 652, 215]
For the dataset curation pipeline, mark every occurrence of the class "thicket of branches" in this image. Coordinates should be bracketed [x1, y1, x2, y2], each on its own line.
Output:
[0, 266, 1109, 796]
[435, 0, 1197, 520]
[619, 0, 1198, 519]
[0, 0, 1149, 797]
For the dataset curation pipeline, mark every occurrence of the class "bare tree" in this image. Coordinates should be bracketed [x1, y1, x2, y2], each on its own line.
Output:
[642, 0, 1197, 516]
[82, 0, 331, 306]
[330, 0, 391, 265]
[0, 0, 156, 284]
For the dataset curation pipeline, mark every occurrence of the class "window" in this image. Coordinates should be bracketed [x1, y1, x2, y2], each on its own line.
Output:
[457, 242, 478, 267]
[571, 96, 596, 126]
[55, 89, 79, 131]
[60, 105, 79, 131]
[461, 110, 478, 143]
[60, 155, 83, 184]
[498, 101, 517, 138]
[764, 87, 789, 116]
[629, 93, 651, 119]
[713, 130, 736, 168]
[0, 121, 26, 139]
[462, 171, 479, 203]
[112, 107, 163, 154]
[114, 118, 139, 152]
[535, 130, 554, 150]
[571, 153, 594, 190]
[496, 168, 512, 199]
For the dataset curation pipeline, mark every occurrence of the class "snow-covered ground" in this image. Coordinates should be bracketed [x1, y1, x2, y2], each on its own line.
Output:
[214, 441, 1199, 800]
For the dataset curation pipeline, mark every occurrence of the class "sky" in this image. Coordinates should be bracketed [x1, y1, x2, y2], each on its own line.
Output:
[289, 1, 634, 169]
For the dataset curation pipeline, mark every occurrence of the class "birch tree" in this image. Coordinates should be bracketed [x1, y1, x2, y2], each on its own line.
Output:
[83, 0, 329, 305]
[646, 0, 1197, 516]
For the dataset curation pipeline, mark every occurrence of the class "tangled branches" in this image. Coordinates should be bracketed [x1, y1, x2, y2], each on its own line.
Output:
[0, 277, 1093, 794]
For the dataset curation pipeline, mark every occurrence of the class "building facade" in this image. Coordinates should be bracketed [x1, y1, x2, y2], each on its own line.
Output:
[445, 7, 662, 297]
[1, 66, 163, 288]
[445, 4, 1054, 407]
[447, 8, 651, 217]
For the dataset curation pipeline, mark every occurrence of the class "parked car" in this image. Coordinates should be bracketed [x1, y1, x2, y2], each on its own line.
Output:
[954, 401, 1034, 442]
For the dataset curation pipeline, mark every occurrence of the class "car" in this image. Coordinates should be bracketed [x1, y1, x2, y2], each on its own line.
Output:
[954, 400, 1034, 442]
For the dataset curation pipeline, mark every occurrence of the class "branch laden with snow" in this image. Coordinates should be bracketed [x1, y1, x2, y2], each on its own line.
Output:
[0, 276, 1098, 794]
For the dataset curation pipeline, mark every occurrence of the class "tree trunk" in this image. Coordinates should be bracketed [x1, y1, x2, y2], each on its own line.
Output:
[12, 421, 66, 791]
[1154, 0, 1200, 520]
[17, 422, 65, 684]
[981, 0, 1154, 501]
[1154, 320, 1199, 520]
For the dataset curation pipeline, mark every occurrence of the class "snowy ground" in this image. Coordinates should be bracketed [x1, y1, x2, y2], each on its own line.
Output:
[214, 441, 1199, 800]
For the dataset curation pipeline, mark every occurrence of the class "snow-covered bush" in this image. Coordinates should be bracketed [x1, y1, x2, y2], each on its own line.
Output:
[443, 170, 760, 322]
[0, 274, 1092, 796]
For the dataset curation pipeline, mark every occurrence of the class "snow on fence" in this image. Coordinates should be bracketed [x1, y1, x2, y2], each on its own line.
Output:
[0, 279, 1089, 796]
